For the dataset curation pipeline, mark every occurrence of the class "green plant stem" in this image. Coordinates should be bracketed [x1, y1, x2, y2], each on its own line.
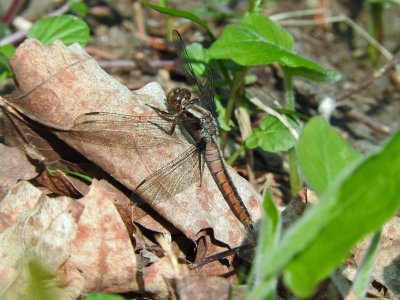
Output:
[288, 149, 301, 195]
[283, 71, 302, 195]
[220, 68, 247, 149]
[159, 0, 172, 41]
[367, 1, 384, 64]
[283, 71, 294, 110]
[227, 144, 245, 165]
[248, 0, 261, 13]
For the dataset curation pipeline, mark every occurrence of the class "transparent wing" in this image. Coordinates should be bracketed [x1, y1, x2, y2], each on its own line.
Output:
[172, 30, 216, 116]
[69, 112, 181, 149]
[135, 145, 201, 204]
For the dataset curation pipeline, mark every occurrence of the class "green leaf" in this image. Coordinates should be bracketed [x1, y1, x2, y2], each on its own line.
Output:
[208, 13, 340, 82]
[0, 44, 15, 81]
[27, 259, 60, 300]
[245, 115, 299, 152]
[297, 116, 361, 195]
[253, 129, 400, 296]
[68, 0, 89, 17]
[0, 44, 16, 58]
[257, 128, 400, 296]
[185, 43, 209, 77]
[141, 1, 214, 40]
[246, 189, 281, 300]
[215, 96, 234, 131]
[27, 15, 90, 46]
[84, 292, 124, 300]
[0, 52, 12, 79]
[351, 230, 381, 299]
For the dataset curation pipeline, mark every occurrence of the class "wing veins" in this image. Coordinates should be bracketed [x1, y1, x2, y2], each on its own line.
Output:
[136, 145, 201, 203]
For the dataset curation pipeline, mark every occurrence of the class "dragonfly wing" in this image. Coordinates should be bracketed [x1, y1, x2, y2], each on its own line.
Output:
[69, 112, 181, 149]
[172, 31, 216, 116]
[135, 145, 201, 204]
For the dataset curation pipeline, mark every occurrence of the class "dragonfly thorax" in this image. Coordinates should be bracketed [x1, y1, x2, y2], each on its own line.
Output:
[167, 87, 191, 112]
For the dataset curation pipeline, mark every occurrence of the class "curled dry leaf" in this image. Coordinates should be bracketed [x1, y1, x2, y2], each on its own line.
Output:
[0, 144, 37, 199]
[0, 180, 141, 298]
[3, 39, 261, 247]
[35, 169, 89, 198]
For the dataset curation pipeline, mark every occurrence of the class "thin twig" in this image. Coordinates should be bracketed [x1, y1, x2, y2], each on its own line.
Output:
[271, 8, 392, 60]
[189, 244, 253, 269]
[337, 51, 400, 101]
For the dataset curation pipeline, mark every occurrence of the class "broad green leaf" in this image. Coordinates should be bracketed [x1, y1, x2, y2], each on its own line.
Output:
[208, 13, 340, 82]
[245, 115, 299, 152]
[84, 292, 124, 300]
[297, 116, 361, 195]
[351, 230, 381, 299]
[285, 130, 400, 295]
[246, 190, 280, 300]
[141, 1, 214, 40]
[27, 15, 89, 46]
[256, 128, 400, 296]
[185, 43, 209, 77]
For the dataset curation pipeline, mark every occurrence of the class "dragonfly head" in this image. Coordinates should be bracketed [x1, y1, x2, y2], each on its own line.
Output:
[167, 87, 191, 111]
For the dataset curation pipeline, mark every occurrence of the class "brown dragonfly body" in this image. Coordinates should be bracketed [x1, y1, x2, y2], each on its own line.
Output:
[71, 31, 254, 229]
[160, 86, 253, 229]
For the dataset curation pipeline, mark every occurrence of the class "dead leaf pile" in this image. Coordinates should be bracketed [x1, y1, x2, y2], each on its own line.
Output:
[0, 39, 262, 299]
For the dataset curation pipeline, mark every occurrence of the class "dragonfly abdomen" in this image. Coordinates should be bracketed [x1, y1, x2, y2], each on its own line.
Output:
[204, 141, 253, 229]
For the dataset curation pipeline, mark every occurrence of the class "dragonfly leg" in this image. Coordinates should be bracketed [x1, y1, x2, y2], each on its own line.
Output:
[146, 104, 174, 120]
[146, 104, 183, 135]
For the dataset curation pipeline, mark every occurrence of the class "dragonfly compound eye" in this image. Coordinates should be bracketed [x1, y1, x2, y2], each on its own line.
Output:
[167, 88, 191, 111]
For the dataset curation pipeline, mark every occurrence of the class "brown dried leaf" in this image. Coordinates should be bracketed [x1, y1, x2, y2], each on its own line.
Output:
[1, 105, 67, 164]
[175, 275, 246, 300]
[0, 180, 139, 298]
[143, 256, 189, 299]
[35, 169, 89, 198]
[3, 39, 261, 248]
[194, 231, 238, 281]
[0, 144, 37, 199]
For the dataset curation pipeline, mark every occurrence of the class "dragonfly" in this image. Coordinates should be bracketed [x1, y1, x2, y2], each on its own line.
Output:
[70, 30, 254, 230]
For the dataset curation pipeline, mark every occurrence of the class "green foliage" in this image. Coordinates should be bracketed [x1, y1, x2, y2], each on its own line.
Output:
[141, 1, 214, 40]
[245, 115, 299, 152]
[215, 96, 234, 131]
[251, 117, 400, 296]
[351, 230, 381, 299]
[0, 22, 10, 39]
[0, 3, 90, 83]
[27, 259, 59, 300]
[297, 117, 361, 194]
[27, 15, 90, 46]
[84, 292, 125, 300]
[208, 13, 341, 82]
[246, 189, 280, 300]
[0, 44, 15, 80]
[68, 0, 89, 17]
[185, 42, 209, 77]
[47, 166, 93, 183]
